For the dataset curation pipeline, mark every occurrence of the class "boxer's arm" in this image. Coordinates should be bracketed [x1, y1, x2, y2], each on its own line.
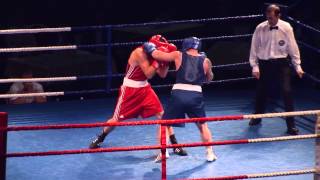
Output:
[151, 50, 179, 62]
[204, 58, 214, 82]
[143, 42, 179, 62]
[134, 49, 158, 79]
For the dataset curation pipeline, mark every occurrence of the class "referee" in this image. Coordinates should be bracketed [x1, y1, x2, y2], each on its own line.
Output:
[249, 4, 304, 135]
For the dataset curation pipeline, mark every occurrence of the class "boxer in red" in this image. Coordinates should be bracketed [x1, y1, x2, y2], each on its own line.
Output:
[89, 35, 187, 161]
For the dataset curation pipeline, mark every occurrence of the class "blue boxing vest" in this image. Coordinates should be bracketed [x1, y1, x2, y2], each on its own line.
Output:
[176, 52, 206, 86]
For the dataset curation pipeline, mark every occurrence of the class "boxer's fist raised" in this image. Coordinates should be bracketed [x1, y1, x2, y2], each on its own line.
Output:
[143, 42, 156, 55]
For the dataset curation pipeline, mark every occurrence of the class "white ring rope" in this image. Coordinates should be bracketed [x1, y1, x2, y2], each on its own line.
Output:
[0, 92, 64, 98]
[182, 168, 316, 180]
[0, 77, 77, 83]
[248, 134, 318, 143]
[247, 168, 316, 178]
[0, 45, 77, 53]
[1, 83, 320, 118]
[0, 62, 251, 84]
[244, 111, 320, 119]
[0, 34, 253, 53]
[0, 27, 72, 34]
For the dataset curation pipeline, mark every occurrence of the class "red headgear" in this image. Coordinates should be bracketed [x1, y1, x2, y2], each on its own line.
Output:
[149, 35, 177, 52]
[149, 35, 169, 48]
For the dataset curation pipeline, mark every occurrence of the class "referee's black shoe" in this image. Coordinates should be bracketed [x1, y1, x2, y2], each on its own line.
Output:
[287, 127, 299, 135]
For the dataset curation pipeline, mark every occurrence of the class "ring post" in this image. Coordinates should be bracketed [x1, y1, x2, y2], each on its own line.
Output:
[315, 113, 320, 180]
[106, 26, 112, 93]
[160, 124, 167, 180]
[0, 112, 8, 180]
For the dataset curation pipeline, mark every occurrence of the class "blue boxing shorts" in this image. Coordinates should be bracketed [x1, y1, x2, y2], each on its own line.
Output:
[162, 89, 206, 127]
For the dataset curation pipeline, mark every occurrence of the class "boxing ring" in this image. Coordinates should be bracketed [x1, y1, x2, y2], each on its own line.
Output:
[1, 13, 320, 180]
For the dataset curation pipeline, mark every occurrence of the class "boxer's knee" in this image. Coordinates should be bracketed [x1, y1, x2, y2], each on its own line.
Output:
[108, 117, 120, 123]
[167, 126, 174, 135]
[197, 123, 207, 132]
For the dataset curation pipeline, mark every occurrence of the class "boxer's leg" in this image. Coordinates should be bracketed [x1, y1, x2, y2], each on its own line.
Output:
[89, 117, 119, 149]
[156, 111, 169, 145]
[89, 86, 141, 149]
[154, 111, 170, 162]
[187, 91, 216, 162]
[168, 127, 187, 156]
[161, 90, 188, 156]
[196, 123, 212, 149]
[155, 112, 187, 163]
[156, 122, 187, 156]
[195, 122, 216, 161]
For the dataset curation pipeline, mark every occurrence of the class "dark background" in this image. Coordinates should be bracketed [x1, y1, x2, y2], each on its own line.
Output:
[0, 0, 319, 101]
[0, 0, 318, 28]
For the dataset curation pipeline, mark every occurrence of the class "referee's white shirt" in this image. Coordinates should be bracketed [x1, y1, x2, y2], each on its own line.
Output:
[249, 19, 302, 73]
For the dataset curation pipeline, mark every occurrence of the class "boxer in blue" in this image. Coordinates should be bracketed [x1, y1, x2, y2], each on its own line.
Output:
[143, 37, 217, 162]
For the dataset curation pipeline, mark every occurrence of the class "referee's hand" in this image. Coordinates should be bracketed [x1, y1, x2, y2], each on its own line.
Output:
[296, 69, 304, 79]
[252, 71, 260, 79]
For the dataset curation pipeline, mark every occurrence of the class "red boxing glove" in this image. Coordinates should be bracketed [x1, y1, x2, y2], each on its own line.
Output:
[157, 46, 169, 53]
[166, 43, 177, 52]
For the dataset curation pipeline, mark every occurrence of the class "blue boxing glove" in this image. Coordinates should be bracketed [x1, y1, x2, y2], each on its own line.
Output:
[199, 52, 207, 58]
[143, 42, 156, 56]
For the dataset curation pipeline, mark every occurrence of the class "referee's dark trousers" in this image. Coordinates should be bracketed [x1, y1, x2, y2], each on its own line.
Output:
[254, 58, 296, 129]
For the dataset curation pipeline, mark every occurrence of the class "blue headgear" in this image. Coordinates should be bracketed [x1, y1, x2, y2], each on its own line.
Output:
[182, 37, 202, 51]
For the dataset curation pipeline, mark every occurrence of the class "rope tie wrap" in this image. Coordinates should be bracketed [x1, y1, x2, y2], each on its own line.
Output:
[243, 110, 320, 119]
[178, 169, 316, 180]
[247, 169, 316, 179]
[0, 45, 77, 53]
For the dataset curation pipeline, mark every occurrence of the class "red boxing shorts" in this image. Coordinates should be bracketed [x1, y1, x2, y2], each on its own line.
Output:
[113, 84, 163, 120]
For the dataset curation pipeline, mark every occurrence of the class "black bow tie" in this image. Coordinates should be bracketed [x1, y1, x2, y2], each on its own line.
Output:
[270, 26, 279, 31]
